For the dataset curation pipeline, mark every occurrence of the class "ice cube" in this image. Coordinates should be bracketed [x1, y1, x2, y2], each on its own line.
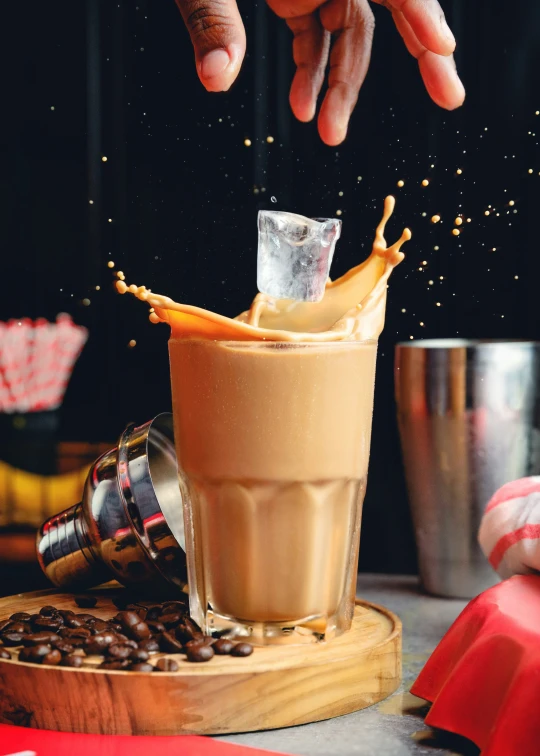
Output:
[257, 211, 342, 302]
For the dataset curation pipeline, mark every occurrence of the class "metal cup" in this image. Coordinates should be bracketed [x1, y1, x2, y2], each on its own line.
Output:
[395, 340, 540, 598]
[36, 413, 187, 593]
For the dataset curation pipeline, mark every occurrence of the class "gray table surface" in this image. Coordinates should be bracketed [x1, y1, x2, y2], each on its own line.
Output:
[219, 574, 480, 756]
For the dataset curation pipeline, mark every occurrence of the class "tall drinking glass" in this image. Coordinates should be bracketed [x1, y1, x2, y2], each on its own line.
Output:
[169, 339, 377, 644]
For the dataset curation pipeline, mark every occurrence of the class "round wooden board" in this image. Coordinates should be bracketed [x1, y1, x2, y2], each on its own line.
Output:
[0, 587, 401, 736]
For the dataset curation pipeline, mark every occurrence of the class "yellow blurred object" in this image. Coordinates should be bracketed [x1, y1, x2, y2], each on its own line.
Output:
[0, 460, 90, 527]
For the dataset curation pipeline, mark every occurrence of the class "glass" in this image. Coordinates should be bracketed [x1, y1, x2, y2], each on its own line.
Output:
[169, 339, 378, 644]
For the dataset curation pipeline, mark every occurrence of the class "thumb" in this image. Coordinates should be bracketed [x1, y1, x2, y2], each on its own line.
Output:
[175, 0, 246, 92]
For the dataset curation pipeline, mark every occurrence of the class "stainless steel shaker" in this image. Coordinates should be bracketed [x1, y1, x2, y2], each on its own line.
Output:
[395, 340, 540, 599]
[37, 413, 187, 593]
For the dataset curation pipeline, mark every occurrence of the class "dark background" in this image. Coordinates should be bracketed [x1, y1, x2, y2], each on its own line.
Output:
[1, 0, 540, 574]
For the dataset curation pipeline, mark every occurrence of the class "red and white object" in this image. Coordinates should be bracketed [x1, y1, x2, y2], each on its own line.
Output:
[0, 724, 285, 756]
[478, 477, 540, 578]
[0, 314, 88, 414]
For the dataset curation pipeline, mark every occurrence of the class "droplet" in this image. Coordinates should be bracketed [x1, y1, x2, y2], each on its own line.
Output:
[95, 285, 101, 291]
[421, 179, 429, 187]
[455, 217, 463, 226]
[244, 138, 252, 147]
[452, 229, 460, 236]
[107, 261, 115, 268]
[266, 136, 274, 143]
[108, 218, 113, 223]
[88, 200, 94, 205]
[50, 106, 55, 111]
[128, 339, 137, 348]
[484, 210, 490, 216]
[431, 215, 441, 223]
[270, 196, 277, 203]
[397, 180, 405, 188]
[101, 156, 108, 162]
[436, 302, 441, 307]
[509, 200, 515, 206]
[456, 168, 463, 175]
[336, 209, 342, 216]
[82, 298, 91, 306]
[401, 309, 406, 313]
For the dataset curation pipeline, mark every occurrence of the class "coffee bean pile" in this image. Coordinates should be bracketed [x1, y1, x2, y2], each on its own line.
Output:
[0, 595, 253, 671]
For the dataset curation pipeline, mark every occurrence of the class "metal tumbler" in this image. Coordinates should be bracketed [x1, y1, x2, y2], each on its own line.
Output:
[395, 340, 540, 598]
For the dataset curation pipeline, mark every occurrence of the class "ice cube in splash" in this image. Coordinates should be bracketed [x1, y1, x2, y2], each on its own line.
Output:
[257, 211, 342, 302]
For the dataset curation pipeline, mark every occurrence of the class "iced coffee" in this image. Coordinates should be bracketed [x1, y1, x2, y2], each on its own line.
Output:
[117, 196, 410, 643]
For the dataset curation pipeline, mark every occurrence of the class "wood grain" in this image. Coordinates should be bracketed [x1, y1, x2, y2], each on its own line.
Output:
[0, 587, 402, 736]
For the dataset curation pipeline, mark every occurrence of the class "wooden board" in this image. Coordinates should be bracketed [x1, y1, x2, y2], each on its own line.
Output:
[0, 587, 402, 736]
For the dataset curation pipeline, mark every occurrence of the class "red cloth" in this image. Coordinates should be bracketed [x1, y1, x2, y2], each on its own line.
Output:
[411, 575, 540, 756]
[0, 724, 283, 756]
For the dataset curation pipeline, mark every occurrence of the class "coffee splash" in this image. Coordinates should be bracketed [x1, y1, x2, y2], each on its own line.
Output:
[116, 195, 410, 342]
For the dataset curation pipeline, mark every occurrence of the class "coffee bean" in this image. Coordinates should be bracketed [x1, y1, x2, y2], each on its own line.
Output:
[186, 644, 214, 663]
[61, 654, 84, 668]
[147, 621, 165, 634]
[130, 621, 151, 642]
[40, 605, 59, 617]
[161, 601, 188, 615]
[175, 623, 203, 644]
[75, 596, 97, 609]
[107, 644, 132, 660]
[59, 627, 91, 639]
[0, 648, 11, 660]
[157, 631, 183, 654]
[129, 648, 149, 663]
[160, 612, 183, 629]
[184, 638, 212, 651]
[154, 658, 179, 672]
[85, 632, 116, 654]
[100, 659, 129, 670]
[112, 595, 130, 610]
[126, 604, 148, 619]
[5, 622, 30, 635]
[75, 613, 97, 624]
[90, 620, 110, 634]
[213, 639, 235, 655]
[1, 632, 24, 647]
[42, 649, 62, 666]
[33, 616, 63, 632]
[9, 612, 31, 622]
[138, 638, 159, 653]
[22, 632, 61, 647]
[64, 614, 85, 629]
[230, 643, 253, 658]
[129, 663, 153, 672]
[118, 610, 140, 630]
[19, 644, 51, 664]
[52, 640, 75, 655]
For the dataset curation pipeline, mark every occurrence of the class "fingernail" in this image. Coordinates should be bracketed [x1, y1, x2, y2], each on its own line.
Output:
[199, 49, 231, 82]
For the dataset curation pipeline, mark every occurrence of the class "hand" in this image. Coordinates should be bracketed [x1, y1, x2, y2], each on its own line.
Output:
[175, 0, 465, 146]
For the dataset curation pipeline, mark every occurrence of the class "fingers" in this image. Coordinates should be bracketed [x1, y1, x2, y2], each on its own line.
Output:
[175, 0, 246, 92]
[392, 8, 464, 109]
[287, 15, 331, 123]
[317, 0, 375, 145]
[418, 51, 465, 110]
[371, 0, 455, 56]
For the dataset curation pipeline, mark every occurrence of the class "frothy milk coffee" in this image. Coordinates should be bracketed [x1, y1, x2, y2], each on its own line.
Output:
[117, 196, 410, 644]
